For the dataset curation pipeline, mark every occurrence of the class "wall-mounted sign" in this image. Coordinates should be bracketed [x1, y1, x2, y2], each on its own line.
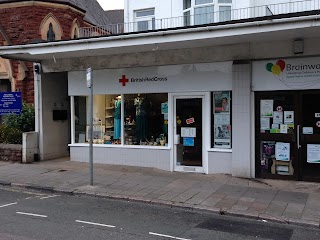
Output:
[0, 92, 22, 115]
[253, 57, 320, 91]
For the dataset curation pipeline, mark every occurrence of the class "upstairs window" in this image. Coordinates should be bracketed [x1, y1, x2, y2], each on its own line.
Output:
[182, 0, 232, 26]
[135, 9, 155, 31]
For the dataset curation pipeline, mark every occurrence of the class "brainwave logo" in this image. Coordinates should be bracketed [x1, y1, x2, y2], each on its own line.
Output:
[266, 60, 286, 77]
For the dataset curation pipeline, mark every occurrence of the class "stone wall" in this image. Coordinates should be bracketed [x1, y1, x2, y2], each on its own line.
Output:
[0, 144, 22, 162]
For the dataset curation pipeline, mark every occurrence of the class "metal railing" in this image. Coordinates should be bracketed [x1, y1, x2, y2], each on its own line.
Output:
[80, 0, 320, 38]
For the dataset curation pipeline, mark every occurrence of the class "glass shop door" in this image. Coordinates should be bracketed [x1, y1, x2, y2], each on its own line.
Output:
[299, 91, 320, 182]
[174, 96, 204, 173]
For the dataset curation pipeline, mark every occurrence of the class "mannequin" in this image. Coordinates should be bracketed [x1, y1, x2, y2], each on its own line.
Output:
[134, 94, 147, 142]
[113, 96, 121, 141]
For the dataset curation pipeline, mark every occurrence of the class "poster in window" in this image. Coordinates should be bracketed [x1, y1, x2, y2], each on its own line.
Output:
[214, 91, 230, 114]
[307, 144, 320, 163]
[214, 114, 230, 125]
[284, 111, 294, 124]
[260, 100, 273, 117]
[275, 142, 290, 161]
[214, 124, 231, 148]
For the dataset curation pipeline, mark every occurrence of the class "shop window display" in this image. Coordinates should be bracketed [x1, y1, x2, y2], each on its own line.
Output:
[124, 93, 168, 146]
[74, 94, 122, 144]
[212, 91, 232, 149]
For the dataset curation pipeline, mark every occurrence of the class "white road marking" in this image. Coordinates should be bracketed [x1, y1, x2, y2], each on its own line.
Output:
[16, 212, 47, 218]
[40, 195, 60, 200]
[149, 232, 191, 240]
[75, 220, 116, 228]
[0, 202, 17, 208]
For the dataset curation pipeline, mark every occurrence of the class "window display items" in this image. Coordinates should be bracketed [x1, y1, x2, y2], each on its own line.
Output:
[275, 142, 290, 161]
[135, 94, 148, 143]
[214, 91, 230, 113]
[307, 144, 320, 163]
[260, 141, 275, 172]
[113, 96, 122, 142]
[214, 125, 231, 148]
[260, 100, 274, 117]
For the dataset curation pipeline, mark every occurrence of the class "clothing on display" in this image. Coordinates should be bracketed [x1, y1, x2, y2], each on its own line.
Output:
[114, 99, 121, 139]
[134, 96, 147, 141]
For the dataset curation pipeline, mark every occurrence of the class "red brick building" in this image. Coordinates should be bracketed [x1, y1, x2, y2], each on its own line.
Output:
[0, 0, 111, 103]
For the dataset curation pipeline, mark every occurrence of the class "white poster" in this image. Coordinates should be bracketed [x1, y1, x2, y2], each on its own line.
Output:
[214, 114, 230, 125]
[214, 125, 231, 148]
[181, 127, 196, 138]
[261, 117, 270, 130]
[307, 144, 320, 163]
[284, 111, 294, 124]
[280, 124, 288, 134]
[275, 142, 290, 161]
[260, 100, 274, 117]
[273, 111, 283, 124]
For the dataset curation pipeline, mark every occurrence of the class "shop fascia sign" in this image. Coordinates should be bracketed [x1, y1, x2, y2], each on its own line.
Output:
[118, 74, 168, 87]
[265, 58, 320, 87]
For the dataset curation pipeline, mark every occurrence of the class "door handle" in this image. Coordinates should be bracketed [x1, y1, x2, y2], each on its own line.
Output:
[297, 125, 301, 149]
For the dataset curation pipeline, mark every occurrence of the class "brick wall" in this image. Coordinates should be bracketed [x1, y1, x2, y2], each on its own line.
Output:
[0, 144, 22, 162]
[0, 3, 90, 103]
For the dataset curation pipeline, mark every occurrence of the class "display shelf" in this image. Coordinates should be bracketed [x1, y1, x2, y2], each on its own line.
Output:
[106, 125, 114, 129]
[106, 107, 114, 110]
[105, 116, 113, 118]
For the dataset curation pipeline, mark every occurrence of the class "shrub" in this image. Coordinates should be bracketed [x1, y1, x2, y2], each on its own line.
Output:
[0, 125, 22, 144]
[4, 103, 35, 133]
[0, 103, 35, 144]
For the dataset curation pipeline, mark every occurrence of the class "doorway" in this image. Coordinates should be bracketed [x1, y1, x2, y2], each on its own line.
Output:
[255, 91, 320, 182]
[174, 95, 204, 173]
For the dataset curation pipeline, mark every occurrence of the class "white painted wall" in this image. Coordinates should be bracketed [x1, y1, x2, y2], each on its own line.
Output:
[71, 146, 171, 171]
[124, 0, 316, 26]
[40, 73, 70, 160]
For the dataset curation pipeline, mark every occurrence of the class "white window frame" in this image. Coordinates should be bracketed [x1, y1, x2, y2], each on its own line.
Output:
[182, 0, 233, 26]
[134, 8, 155, 32]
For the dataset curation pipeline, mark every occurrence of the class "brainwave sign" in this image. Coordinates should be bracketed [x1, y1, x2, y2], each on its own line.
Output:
[0, 92, 22, 115]
[253, 57, 320, 91]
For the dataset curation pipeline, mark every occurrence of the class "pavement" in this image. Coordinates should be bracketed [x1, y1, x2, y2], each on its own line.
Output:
[0, 158, 320, 228]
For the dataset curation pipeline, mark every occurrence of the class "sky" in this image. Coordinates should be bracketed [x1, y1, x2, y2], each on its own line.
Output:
[97, 0, 124, 10]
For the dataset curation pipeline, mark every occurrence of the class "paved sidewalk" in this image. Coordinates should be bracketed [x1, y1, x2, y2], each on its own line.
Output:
[0, 158, 320, 228]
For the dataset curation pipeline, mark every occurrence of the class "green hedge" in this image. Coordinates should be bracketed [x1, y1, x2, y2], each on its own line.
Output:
[0, 125, 22, 144]
[0, 103, 35, 144]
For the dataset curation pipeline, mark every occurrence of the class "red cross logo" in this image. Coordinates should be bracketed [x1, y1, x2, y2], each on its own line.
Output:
[119, 75, 129, 87]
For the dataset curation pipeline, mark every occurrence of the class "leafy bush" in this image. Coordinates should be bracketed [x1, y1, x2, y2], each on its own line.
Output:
[0, 103, 35, 144]
[0, 125, 22, 144]
[4, 103, 35, 133]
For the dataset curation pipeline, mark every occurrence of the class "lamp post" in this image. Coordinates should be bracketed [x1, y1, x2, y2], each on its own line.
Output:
[86, 67, 93, 186]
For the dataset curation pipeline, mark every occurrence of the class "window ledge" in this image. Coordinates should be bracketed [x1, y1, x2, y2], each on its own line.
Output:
[69, 143, 171, 150]
[208, 148, 232, 153]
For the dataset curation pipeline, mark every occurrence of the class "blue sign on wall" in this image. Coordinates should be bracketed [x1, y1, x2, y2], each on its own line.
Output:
[0, 92, 22, 115]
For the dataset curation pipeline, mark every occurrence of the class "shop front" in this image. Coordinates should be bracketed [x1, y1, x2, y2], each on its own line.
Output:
[68, 62, 233, 174]
[253, 57, 320, 182]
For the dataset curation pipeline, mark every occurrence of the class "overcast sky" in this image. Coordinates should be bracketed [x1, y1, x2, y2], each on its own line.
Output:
[97, 0, 124, 10]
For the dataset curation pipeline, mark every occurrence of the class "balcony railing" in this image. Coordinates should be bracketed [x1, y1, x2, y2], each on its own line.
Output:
[80, 0, 320, 38]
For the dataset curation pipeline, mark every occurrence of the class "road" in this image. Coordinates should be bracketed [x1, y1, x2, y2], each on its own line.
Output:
[0, 186, 319, 240]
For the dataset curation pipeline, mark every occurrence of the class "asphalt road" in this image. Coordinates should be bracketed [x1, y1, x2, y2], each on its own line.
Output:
[0, 186, 319, 240]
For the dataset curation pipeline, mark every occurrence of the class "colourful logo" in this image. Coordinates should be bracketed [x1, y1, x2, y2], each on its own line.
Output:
[266, 60, 286, 76]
